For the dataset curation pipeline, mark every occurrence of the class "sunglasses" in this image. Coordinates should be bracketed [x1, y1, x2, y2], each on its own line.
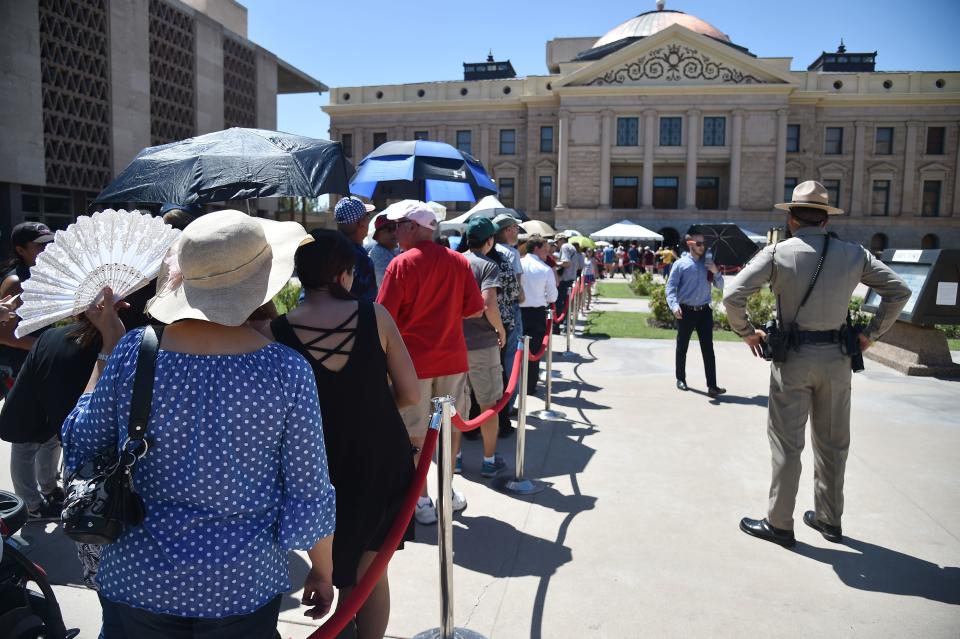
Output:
[380, 223, 398, 232]
[689, 241, 705, 247]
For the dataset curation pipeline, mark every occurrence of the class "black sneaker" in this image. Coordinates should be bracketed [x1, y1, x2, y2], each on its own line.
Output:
[42, 487, 66, 508]
[28, 500, 61, 522]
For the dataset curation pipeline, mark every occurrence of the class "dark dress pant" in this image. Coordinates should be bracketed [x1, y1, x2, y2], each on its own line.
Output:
[521, 306, 547, 395]
[675, 306, 717, 388]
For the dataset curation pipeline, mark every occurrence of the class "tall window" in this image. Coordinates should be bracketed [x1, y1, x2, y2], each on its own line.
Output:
[21, 186, 75, 231]
[373, 132, 387, 148]
[612, 177, 639, 209]
[616, 117, 639, 146]
[456, 130, 472, 155]
[922, 180, 941, 216]
[538, 175, 553, 211]
[341, 133, 353, 158]
[695, 177, 720, 209]
[825, 127, 843, 154]
[784, 177, 798, 203]
[499, 129, 516, 155]
[870, 233, 888, 255]
[540, 126, 554, 152]
[875, 127, 893, 155]
[659, 117, 682, 146]
[413, 130, 429, 140]
[702, 117, 725, 146]
[498, 177, 515, 209]
[921, 234, 939, 249]
[652, 176, 679, 209]
[786, 124, 800, 152]
[823, 179, 841, 208]
[871, 180, 890, 216]
[926, 126, 945, 154]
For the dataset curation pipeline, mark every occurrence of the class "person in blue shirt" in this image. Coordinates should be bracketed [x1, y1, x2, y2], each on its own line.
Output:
[665, 233, 726, 398]
[335, 197, 379, 303]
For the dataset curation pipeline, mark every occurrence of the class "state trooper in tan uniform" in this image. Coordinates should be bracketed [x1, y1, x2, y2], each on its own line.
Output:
[724, 181, 910, 547]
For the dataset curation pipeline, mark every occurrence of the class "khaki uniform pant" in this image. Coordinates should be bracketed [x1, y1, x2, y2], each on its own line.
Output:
[767, 344, 851, 530]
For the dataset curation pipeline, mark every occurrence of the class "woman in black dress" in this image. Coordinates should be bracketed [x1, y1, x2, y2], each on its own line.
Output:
[267, 229, 420, 639]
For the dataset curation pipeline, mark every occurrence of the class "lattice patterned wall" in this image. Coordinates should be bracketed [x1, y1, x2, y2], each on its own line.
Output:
[38, 0, 112, 191]
[149, 0, 196, 146]
[223, 37, 257, 129]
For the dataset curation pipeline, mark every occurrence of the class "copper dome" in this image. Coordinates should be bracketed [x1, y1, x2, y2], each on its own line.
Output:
[593, 8, 730, 49]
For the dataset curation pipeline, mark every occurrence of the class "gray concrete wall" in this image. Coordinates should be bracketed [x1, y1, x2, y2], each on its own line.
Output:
[195, 16, 224, 134]
[0, 0, 45, 186]
[255, 51, 277, 131]
[109, 0, 151, 176]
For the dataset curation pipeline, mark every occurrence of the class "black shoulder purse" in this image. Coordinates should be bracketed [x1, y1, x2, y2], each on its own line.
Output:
[62, 325, 163, 545]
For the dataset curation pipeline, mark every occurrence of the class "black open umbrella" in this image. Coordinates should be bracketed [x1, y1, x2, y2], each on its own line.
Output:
[688, 223, 759, 267]
[93, 127, 354, 207]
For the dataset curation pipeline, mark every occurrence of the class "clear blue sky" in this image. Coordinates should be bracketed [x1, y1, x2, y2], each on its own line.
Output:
[244, 0, 960, 141]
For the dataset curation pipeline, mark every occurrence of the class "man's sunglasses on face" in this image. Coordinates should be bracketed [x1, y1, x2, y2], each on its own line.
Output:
[689, 241, 705, 247]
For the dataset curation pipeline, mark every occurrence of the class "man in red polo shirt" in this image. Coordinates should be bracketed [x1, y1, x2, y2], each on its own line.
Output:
[377, 200, 484, 525]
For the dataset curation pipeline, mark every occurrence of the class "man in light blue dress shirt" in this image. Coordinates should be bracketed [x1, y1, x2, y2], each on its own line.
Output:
[665, 233, 726, 398]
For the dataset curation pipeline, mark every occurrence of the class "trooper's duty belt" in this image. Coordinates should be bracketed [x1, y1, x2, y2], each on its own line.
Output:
[795, 329, 842, 345]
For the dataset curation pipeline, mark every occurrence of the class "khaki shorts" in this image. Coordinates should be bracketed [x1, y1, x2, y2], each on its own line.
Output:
[399, 373, 468, 441]
[465, 345, 504, 409]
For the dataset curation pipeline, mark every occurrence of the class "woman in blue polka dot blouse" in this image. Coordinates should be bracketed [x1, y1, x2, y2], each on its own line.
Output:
[62, 211, 336, 638]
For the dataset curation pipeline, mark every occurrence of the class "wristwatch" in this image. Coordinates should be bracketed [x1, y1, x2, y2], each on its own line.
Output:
[97, 352, 110, 362]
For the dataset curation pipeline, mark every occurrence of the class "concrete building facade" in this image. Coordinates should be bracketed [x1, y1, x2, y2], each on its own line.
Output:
[324, 6, 960, 250]
[0, 0, 324, 245]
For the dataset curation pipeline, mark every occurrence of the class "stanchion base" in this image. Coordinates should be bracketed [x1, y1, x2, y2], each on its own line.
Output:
[412, 628, 489, 639]
[529, 409, 567, 421]
[550, 370, 564, 378]
[493, 476, 547, 495]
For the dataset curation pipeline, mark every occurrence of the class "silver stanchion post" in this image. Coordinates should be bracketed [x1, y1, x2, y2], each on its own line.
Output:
[413, 398, 487, 639]
[531, 313, 567, 421]
[495, 337, 545, 495]
[565, 287, 573, 353]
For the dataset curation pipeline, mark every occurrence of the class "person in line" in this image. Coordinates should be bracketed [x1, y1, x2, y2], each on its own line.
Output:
[493, 214, 524, 437]
[658, 245, 678, 279]
[627, 242, 640, 276]
[368, 213, 400, 287]
[642, 245, 656, 275]
[335, 196, 378, 302]
[0, 222, 61, 519]
[726, 181, 910, 547]
[666, 233, 726, 398]
[455, 218, 508, 477]
[554, 234, 577, 333]
[376, 201, 484, 525]
[602, 243, 616, 278]
[267, 229, 419, 639]
[582, 248, 596, 311]
[520, 237, 559, 396]
[62, 210, 337, 636]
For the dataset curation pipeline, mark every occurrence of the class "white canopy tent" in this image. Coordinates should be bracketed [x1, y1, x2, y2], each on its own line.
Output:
[589, 220, 664, 242]
[439, 194, 504, 232]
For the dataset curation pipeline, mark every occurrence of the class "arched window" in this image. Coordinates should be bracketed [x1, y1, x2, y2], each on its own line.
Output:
[869, 233, 888, 255]
[658, 227, 680, 248]
[921, 233, 939, 249]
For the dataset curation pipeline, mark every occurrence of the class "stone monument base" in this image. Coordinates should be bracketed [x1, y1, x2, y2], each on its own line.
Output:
[865, 321, 960, 377]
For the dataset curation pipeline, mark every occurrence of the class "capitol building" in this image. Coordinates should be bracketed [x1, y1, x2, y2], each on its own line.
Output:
[325, 3, 960, 250]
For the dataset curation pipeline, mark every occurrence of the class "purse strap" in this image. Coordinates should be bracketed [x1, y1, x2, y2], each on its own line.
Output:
[127, 325, 163, 443]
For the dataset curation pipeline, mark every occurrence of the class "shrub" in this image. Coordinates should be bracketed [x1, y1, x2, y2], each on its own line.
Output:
[648, 284, 675, 327]
[848, 296, 871, 328]
[629, 271, 656, 296]
[938, 324, 960, 339]
[273, 280, 302, 315]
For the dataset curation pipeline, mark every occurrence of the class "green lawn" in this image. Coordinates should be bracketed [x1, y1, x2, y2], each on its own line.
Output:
[950, 339, 960, 351]
[584, 310, 741, 342]
[595, 281, 648, 299]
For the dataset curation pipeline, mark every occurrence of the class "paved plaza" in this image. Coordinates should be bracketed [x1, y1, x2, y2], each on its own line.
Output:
[1, 295, 957, 638]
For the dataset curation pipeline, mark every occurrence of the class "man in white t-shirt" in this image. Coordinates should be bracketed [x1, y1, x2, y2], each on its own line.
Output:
[520, 236, 559, 395]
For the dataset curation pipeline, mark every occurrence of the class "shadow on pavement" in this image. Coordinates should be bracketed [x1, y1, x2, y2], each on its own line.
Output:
[791, 537, 960, 605]
[281, 551, 313, 614]
[16, 522, 85, 587]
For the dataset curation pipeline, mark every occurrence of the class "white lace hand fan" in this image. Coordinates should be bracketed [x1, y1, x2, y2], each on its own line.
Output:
[15, 209, 181, 337]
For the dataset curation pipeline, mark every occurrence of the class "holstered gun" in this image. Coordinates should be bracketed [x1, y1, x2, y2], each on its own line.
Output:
[840, 312, 865, 372]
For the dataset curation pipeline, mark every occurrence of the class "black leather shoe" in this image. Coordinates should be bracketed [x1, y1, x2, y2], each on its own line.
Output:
[707, 386, 727, 398]
[676, 380, 688, 391]
[803, 510, 843, 543]
[739, 517, 796, 547]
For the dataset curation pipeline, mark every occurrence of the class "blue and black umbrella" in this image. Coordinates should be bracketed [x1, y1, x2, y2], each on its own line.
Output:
[349, 140, 497, 202]
[93, 127, 354, 207]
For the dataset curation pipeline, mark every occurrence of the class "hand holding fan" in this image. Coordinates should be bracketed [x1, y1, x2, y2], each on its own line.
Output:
[15, 209, 181, 337]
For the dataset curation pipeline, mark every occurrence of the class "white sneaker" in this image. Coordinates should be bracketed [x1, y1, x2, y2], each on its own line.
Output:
[451, 489, 467, 513]
[415, 497, 437, 525]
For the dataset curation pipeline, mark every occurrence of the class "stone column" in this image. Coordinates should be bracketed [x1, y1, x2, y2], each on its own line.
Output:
[109, 0, 151, 176]
[953, 121, 960, 216]
[685, 109, 700, 210]
[353, 127, 363, 158]
[729, 109, 744, 210]
[851, 121, 866, 215]
[480, 123, 491, 170]
[774, 108, 789, 210]
[557, 110, 570, 209]
[195, 17, 224, 135]
[599, 109, 613, 208]
[642, 109, 656, 208]
[901, 121, 920, 216]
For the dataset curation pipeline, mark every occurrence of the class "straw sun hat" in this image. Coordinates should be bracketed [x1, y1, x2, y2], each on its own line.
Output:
[146, 209, 310, 326]
[774, 180, 844, 215]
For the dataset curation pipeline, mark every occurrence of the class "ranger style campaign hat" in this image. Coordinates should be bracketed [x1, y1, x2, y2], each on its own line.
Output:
[775, 180, 844, 215]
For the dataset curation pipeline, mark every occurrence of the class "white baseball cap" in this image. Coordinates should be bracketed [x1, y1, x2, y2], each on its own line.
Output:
[383, 200, 438, 230]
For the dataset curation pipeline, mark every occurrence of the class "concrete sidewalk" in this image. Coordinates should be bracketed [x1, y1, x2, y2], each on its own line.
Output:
[1, 300, 957, 637]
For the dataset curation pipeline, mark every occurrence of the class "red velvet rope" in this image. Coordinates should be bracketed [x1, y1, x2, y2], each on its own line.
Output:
[308, 425, 440, 639]
[451, 346, 523, 432]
